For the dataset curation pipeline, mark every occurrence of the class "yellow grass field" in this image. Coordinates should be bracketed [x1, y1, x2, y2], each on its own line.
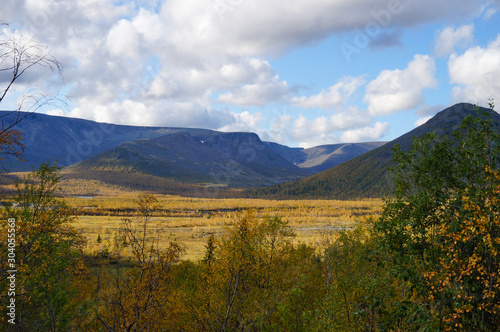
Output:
[1, 175, 383, 260]
[67, 195, 383, 260]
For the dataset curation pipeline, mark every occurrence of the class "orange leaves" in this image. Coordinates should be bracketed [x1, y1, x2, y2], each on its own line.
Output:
[424, 183, 500, 328]
[376, 106, 500, 329]
[0, 161, 88, 329]
[0, 128, 24, 161]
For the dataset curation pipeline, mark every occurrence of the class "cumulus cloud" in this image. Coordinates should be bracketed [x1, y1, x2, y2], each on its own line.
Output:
[218, 58, 274, 86]
[217, 74, 289, 106]
[61, 98, 265, 133]
[364, 55, 437, 116]
[0, 0, 491, 146]
[291, 76, 365, 110]
[107, 19, 140, 60]
[340, 122, 389, 142]
[449, 35, 500, 104]
[414, 116, 432, 127]
[283, 107, 378, 147]
[434, 24, 474, 56]
[216, 111, 264, 132]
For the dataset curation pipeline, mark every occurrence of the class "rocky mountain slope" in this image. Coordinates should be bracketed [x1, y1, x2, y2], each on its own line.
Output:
[266, 142, 386, 173]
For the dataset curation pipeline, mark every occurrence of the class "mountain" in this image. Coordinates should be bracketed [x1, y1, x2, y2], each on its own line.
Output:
[266, 142, 386, 173]
[0, 111, 217, 171]
[0, 111, 387, 193]
[1, 112, 383, 180]
[69, 131, 310, 187]
[247, 103, 500, 199]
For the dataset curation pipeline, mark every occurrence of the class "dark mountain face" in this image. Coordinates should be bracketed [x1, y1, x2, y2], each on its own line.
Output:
[248, 103, 500, 199]
[2, 111, 383, 175]
[0, 111, 217, 171]
[2, 110, 385, 191]
[198, 133, 312, 178]
[71, 131, 310, 187]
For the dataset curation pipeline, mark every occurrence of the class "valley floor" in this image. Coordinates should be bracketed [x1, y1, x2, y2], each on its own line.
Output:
[66, 195, 383, 260]
[1, 172, 383, 260]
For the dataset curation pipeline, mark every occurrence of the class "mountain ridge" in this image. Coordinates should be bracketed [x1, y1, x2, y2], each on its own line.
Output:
[246, 103, 500, 199]
[69, 131, 311, 187]
[0, 111, 218, 171]
[1, 111, 383, 186]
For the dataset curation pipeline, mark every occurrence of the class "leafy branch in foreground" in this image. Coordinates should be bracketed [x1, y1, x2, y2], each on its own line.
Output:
[0, 161, 86, 331]
[375, 103, 500, 330]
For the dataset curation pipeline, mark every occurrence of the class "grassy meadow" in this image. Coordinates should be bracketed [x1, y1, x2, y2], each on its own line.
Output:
[2, 173, 383, 260]
[67, 194, 383, 260]
[2, 174, 383, 260]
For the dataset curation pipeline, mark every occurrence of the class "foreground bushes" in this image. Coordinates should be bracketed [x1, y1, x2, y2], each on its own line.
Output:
[0, 166, 398, 331]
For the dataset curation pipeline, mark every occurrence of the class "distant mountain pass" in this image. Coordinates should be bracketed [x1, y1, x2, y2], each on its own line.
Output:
[265, 141, 386, 173]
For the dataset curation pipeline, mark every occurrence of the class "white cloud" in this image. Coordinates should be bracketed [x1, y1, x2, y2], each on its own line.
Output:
[264, 114, 293, 144]
[217, 75, 289, 106]
[75, 0, 135, 23]
[414, 116, 432, 127]
[218, 58, 275, 86]
[340, 122, 389, 142]
[291, 76, 365, 110]
[107, 19, 140, 60]
[284, 107, 377, 147]
[434, 24, 474, 57]
[61, 98, 265, 133]
[449, 35, 500, 104]
[216, 111, 264, 133]
[364, 54, 437, 116]
[132, 8, 166, 45]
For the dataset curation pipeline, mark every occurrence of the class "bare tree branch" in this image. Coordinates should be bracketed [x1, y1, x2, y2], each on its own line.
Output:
[0, 24, 64, 163]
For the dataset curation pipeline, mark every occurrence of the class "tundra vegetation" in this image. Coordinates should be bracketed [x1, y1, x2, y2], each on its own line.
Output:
[0, 107, 499, 331]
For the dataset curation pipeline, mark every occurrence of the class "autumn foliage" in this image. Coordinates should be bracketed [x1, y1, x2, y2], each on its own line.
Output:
[0, 162, 85, 331]
[376, 104, 500, 330]
[0, 129, 23, 162]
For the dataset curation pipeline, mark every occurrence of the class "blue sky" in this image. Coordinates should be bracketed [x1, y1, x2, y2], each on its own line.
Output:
[2, 0, 500, 147]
